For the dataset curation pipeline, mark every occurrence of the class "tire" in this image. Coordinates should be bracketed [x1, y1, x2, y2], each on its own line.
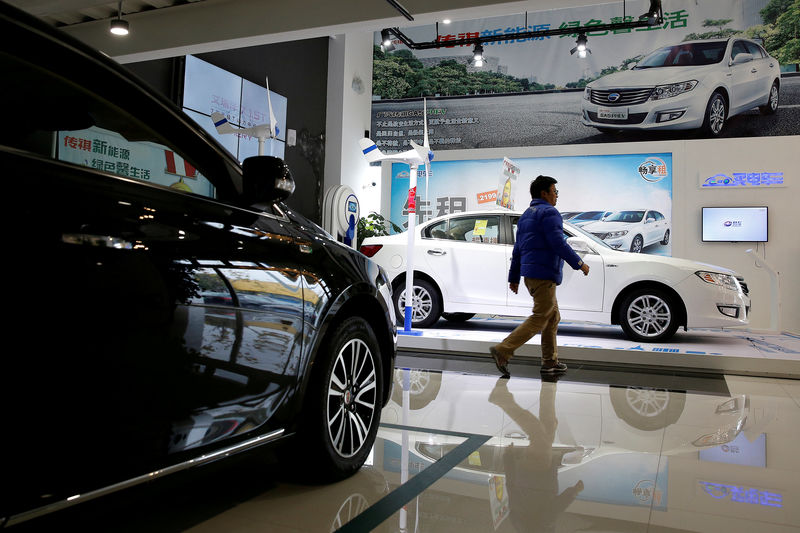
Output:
[701, 92, 726, 137]
[609, 386, 686, 431]
[392, 278, 442, 328]
[441, 312, 475, 323]
[759, 81, 779, 115]
[618, 288, 679, 342]
[629, 235, 644, 253]
[300, 317, 383, 480]
[391, 369, 442, 409]
[660, 229, 670, 245]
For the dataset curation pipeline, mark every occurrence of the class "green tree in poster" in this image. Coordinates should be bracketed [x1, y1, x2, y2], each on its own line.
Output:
[683, 18, 740, 41]
[373, 57, 415, 99]
[764, 0, 800, 62]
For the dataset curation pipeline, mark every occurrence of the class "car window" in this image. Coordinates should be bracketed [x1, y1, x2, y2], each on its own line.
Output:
[646, 212, 657, 222]
[448, 216, 500, 244]
[635, 41, 727, 68]
[1, 49, 217, 199]
[425, 220, 449, 239]
[731, 41, 749, 60]
[744, 41, 764, 58]
[604, 210, 644, 223]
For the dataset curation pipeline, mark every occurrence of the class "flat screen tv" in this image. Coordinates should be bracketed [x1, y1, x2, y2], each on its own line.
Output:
[702, 206, 768, 242]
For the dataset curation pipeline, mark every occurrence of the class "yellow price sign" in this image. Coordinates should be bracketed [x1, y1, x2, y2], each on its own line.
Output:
[473, 219, 488, 236]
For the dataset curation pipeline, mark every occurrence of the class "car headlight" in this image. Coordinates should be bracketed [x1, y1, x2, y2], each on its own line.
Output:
[692, 417, 746, 447]
[603, 230, 628, 239]
[695, 271, 740, 291]
[649, 80, 698, 100]
[583, 87, 591, 100]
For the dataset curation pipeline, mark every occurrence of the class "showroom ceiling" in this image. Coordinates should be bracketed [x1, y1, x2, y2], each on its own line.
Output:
[6, 0, 206, 27]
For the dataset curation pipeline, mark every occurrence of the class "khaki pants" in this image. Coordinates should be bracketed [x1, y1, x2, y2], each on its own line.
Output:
[495, 278, 560, 362]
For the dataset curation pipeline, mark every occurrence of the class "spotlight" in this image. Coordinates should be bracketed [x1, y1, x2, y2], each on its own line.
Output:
[472, 42, 484, 67]
[570, 34, 590, 58]
[109, 1, 129, 36]
[380, 29, 395, 52]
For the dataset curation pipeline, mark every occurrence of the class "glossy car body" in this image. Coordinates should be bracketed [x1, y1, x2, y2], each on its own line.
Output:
[1, 2, 395, 527]
[565, 210, 613, 227]
[360, 210, 749, 341]
[581, 209, 670, 252]
[581, 38, 780, 136]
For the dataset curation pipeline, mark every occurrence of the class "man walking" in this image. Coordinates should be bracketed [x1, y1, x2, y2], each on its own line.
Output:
[490, 175, 589, 377]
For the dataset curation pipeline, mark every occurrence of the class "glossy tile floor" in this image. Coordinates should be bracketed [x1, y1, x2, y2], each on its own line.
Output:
[19, 357, 800, 532]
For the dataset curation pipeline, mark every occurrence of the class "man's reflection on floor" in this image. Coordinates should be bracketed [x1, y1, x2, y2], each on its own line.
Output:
[489, 377, 584, 533]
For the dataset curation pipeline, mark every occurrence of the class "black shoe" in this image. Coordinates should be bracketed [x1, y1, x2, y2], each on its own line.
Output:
[489, 347, 510, 378]
[540, 360, 567, 373]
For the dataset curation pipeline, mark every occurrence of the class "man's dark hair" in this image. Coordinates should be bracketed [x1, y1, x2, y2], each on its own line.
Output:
[530, 175, 557, 199]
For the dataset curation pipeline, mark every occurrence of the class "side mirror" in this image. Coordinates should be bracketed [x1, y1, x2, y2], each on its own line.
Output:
[567, 236, 594, 254]
[241, 156, 295, 204]
[731, 52, 753, 65]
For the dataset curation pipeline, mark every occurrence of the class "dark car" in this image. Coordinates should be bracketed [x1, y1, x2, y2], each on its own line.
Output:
[0, 2, 396, 527]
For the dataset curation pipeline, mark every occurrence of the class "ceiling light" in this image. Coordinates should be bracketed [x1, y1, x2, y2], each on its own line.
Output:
[443, 18, 451, 24]
[472, 42, 484, 67]
[380, 28, 395, 52]
[109, 1, 128, 36]
[570, 34, 590, 58]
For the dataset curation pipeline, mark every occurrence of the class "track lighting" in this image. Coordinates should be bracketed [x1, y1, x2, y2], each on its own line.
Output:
[472, 42, 484, 67]
[380, 29, 395, 52]
[109, 1, 129, 36]
[570, 34, 590, 58]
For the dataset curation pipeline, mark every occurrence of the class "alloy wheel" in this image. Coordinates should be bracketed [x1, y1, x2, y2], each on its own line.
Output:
[709, 97, 725, 134]
[326, 338, 378, 458]
[625, 387, 670, 418]
[398, 285, 433, 322]
[626, 294, 672, 337]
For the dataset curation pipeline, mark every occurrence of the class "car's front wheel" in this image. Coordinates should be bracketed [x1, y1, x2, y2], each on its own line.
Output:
[619, 288, 679, 342]
[759, 81, 779, 115]
[630, 234, 644, 253]
[393, 278, 442, 328]
[301, 317, 383, 480]
[701, 92, 727, 137]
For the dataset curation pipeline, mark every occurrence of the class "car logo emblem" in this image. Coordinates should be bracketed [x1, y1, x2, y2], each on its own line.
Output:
[608, 93, 621, 102]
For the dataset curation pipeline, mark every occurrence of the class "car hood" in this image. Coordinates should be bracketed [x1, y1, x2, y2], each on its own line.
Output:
[590, 66, 709, 88]
[604, 247, 737, 275]
[584, 220, 639, 232]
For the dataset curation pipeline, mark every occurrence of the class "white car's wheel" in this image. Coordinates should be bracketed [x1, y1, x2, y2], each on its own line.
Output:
[701, 92, 726, 137]
[660, 229, 670, 245]
[619, 288, 679, 342]
[393, 278, 442, 328]
[609, 386, 686, 430]
[759, 81, 779, 115]
[629, 234, 644, 253]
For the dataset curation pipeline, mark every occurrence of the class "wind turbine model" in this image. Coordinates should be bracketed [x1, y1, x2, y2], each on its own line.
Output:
[359, 99, 434, 335]
[211, 76, 279, 156]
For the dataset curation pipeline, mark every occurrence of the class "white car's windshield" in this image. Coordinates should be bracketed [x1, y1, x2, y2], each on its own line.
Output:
[565, 222, 613, 249]
[604, 210, 645, 223]
[634, 41, 727, 68]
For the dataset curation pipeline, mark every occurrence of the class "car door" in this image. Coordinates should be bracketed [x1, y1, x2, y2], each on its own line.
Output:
[728, 40, 760, 112]
[2, 36, 303, 511]
[506, 218, 604, 312]
[643, 210, 659, 246]
[423, 214, 507, 307]
[744, 41, 775, 104]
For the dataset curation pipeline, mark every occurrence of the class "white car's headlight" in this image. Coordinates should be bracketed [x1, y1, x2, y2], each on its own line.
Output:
[696, 271, 740, 291]
[649, 80, 698, 100]
[602, 230, 628, 239]
[583, 87, 591, 100]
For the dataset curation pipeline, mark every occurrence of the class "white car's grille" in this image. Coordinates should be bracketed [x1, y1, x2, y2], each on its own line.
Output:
[590, 88, 653, 106]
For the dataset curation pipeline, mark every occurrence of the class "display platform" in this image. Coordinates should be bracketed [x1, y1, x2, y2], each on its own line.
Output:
[398, 316, 800, 379]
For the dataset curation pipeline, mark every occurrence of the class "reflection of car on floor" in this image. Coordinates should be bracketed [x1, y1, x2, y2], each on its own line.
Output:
[361, 209, 749, 341]
[2, 3, 396, 527]
[581, 208, 670, 252]
[581, 38, 780, 137]
[379, 370, 767, 526]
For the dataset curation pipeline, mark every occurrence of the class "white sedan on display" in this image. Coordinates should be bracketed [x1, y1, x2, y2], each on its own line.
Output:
[582, 208, 670, 253]
[581, 38, 780, 136]
[360, 210, 750, 342]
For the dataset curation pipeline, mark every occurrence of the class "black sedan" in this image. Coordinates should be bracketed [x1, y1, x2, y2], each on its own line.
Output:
[0, 1, 395, 527]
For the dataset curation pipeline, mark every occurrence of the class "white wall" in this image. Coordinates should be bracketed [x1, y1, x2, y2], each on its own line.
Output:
[378, 136, 799, 334]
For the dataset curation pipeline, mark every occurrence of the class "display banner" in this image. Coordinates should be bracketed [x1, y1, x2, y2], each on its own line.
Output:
[390, 152, 673, 255]
[372, 0, 798, 149]
[58, 125, 215, 197]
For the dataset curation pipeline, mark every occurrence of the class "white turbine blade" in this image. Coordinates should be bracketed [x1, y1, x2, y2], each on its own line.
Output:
[359, 138, 387, 163]
[211, 112, 239, 135]
[266, 76, 277, 139]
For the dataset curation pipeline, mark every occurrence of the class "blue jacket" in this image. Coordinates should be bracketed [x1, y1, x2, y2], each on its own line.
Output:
[508, 199, 583, 285]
